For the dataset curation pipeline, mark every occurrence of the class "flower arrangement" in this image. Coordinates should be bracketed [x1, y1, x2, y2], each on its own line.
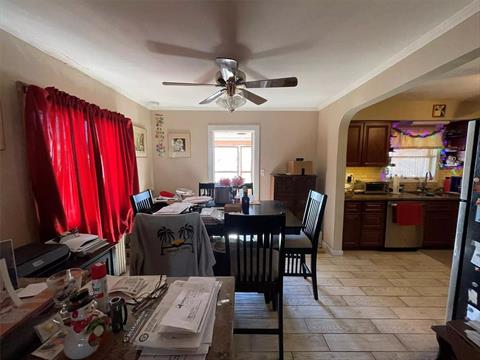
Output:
[231, 175, 245, 187]
[218, 178, 232, 186]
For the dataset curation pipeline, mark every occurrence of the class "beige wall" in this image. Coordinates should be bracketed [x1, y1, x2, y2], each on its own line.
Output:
[0, 30, 153, 247]
[317, 13, 480, 255]
[353, 98, 480, 120]
[153, 110, 318, 200]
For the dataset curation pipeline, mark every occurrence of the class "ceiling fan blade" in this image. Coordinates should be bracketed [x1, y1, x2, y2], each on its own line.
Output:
[162, 81, 218, 86]
[238, 89, 267, 105]
[216, 57, 238, 81]
[242, 77, 298, 88]
[199, 89, 226, 104]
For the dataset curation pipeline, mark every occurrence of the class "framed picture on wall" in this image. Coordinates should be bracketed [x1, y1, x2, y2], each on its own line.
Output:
[133, 125, 147, 157]
[168, 130, 191, 158]
[432, 104, 447, 117]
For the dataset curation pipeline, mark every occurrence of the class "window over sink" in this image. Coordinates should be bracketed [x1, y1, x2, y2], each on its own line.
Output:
[389, 148, 439, 178]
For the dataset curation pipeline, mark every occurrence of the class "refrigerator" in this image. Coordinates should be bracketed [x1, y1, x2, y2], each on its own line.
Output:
[447, 119, 480, 321]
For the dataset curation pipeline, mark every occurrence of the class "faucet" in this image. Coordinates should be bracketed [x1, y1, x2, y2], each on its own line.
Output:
[421, 171, 433, 192]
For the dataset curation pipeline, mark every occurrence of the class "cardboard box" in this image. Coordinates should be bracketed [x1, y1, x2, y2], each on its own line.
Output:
[287, 160, 313, 175]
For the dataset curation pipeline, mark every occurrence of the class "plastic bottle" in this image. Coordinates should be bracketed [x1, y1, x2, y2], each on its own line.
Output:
[91, 262, 109, 313]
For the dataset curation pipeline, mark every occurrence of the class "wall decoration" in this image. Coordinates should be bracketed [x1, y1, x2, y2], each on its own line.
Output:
[432, 104, 447, 117]
[154, 113, 166, 157]
[133, 125, 147, 157]
[168, 130, 191, 158]
[0, 100, 5, 151]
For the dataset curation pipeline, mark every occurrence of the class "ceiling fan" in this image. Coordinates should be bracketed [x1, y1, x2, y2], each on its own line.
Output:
[162, 58, 298, 112]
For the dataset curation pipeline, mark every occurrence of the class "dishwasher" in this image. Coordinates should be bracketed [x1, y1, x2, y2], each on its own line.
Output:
[384, 202, 424, 249]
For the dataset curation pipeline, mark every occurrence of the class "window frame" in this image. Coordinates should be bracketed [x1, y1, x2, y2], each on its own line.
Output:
[208, 125, 260, 199]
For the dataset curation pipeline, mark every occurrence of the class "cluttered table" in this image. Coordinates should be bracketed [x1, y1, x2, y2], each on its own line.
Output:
[198, 200, 303, 235]
[2, 276, 234, 360]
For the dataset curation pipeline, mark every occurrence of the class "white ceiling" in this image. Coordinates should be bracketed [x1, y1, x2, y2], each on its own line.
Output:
[0, 0, 477, 110]
[395, 57, 480, 101]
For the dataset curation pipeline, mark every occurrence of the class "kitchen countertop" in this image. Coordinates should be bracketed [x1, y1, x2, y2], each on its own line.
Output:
[344, 192, 460, 201]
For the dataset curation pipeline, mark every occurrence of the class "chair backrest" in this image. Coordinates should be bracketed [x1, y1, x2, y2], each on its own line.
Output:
[301, 190, 328, 248]
[199, 182, 215, 198]
[130, 189, 154, 214]
[129, 212, 215, 276]
[224, 213, 286, 291]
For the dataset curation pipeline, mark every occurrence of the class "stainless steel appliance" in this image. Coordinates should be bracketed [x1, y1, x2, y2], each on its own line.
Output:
[447, 120, 480, 321]
[385, 202, 424, 248]
[364, 181, 388, 194]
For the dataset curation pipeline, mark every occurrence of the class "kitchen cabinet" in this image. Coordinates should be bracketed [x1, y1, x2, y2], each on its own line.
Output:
[423, 201, 459, 248]
[343, 201, 386, 249]
[271, 174, 317, 220]
[346, 121, 391, 167]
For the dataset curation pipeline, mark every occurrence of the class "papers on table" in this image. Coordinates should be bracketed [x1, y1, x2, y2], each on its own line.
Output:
[109, 276, 166, 300]
[17, 282, 48, 298]
[154, 202, 194, 215]
[183, 196, 212, 204]
[466, 320, 480, 347]
[134, 277, 220, 359]
[200, 208, 224, 224]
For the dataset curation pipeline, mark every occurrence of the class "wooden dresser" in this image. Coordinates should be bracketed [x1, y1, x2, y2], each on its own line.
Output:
[270, 174, 317, 220]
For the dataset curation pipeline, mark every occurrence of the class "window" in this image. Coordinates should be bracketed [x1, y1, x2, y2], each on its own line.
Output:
[208, 125, 260, 198]
[389, 148, 439, 178]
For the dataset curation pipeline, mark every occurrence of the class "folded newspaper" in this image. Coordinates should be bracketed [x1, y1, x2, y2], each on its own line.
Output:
[134, 277, 220, 359]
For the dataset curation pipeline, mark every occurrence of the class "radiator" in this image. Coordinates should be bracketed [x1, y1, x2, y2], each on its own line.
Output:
[112, 234, 127, 275]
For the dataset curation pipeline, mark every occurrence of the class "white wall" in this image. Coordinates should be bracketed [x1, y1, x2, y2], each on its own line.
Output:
[152, 110, 318, 200]
[0, 30, 153, 247]
[317, 13, 480, 255]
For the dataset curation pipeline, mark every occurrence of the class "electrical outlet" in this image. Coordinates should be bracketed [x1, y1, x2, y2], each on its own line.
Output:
[260, 169, 265, 177]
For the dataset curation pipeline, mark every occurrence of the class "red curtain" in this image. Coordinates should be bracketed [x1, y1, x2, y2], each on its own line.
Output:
[24, 86, 139, 242]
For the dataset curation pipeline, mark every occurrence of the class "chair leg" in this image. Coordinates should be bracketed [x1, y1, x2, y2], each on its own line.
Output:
[264, 290, 271, 304]
[301, 254, 307, 279]
[272, 289, 278, 311]
[278, 285, 284, 360]
[311, 252, 318, 300]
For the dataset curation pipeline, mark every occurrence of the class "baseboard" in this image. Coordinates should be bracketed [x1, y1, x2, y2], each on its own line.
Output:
[322, 240, 344, 256]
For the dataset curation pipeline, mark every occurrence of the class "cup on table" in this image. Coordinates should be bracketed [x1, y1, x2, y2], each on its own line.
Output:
[46, 268, 83, 308]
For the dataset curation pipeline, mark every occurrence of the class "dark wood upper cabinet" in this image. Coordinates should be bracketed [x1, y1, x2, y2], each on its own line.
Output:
[346, 123, 363, 166]
[346, 121, 391, 167]
[362, 122, 391, 166]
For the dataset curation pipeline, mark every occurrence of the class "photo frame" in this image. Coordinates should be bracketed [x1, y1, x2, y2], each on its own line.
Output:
[168, 131, 191, 158]
[133, 125, 147, 157]
[432, 104, 446, 118]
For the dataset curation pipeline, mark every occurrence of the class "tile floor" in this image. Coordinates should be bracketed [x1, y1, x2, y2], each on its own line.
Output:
[233, 249, 453, 360]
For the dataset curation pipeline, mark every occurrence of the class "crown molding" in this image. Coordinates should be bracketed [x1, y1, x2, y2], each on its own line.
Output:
[317, 0, 480, 111]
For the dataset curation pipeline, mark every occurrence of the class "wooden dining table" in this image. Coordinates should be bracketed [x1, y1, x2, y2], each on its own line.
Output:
[201, 200, 303, 236]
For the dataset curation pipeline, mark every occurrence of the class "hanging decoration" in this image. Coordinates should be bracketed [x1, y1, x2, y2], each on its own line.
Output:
[154, 113, 166, 157]
[391, 123, 446, 138]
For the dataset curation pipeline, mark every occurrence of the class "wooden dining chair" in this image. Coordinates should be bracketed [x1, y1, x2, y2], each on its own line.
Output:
[198, 182, 215, 198]
[284, 190, 327, 300]
[130, 189, 164, 215]
[224, 213, 286, 360]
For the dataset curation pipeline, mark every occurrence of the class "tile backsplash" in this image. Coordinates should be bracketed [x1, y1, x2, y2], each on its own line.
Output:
[346, 167, 385, 182]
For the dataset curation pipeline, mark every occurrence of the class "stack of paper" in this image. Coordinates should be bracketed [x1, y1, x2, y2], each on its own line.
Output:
[466, 320, 480, 347]
[200, 208, 224, 224]
[154, 202, 194, 215]
[134, 277, 220, 360]
[108, 276, 166, 302]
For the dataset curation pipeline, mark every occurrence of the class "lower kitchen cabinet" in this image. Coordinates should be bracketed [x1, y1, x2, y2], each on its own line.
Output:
[423, 201, 459, 248]
[343, 201, 386, 249]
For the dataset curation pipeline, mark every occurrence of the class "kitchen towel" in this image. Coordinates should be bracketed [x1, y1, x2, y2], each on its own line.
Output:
[393, 202, 423, 226]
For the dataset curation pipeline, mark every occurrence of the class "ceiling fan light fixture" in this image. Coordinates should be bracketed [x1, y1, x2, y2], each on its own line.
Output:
[216, 93, 246, 112]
